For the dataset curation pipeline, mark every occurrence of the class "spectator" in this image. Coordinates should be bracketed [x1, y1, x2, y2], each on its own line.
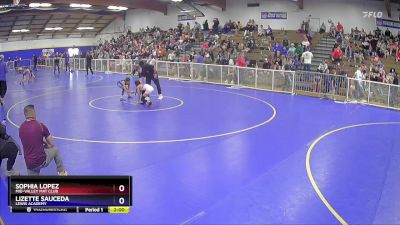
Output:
[320, 22, 326, 34]
[396, 48, 400, 63]
[0, 123, 20, 176]
[236, 53, 247, 67]
[19, 105, 68, 176]
[301, 48, 313, 71]
[336, 22, 344, 34]
[288, 43, 297, 58]
[262, 58, 272, 69]
[317, 60, 328, 73]
[258, 25, 264, 36]
[354, 67, 364, 99]
[331, 46, 343, 63]
[301, 35, 310, 49]
[0, 55, 7, 106]
[266, 25, 273, 36]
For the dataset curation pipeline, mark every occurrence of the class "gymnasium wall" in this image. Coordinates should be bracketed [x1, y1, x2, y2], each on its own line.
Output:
[122, 0, 396, 34]
[0, 37, 98, 59]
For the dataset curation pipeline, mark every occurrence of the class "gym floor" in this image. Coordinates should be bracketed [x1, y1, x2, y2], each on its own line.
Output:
[1, 68, 400, 224]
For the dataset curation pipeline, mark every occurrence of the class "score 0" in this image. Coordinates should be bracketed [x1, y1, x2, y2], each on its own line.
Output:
[115, 183, 129, 206]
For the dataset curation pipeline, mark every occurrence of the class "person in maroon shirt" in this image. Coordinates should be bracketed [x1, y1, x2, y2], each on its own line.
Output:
[19, 105, 67, 176]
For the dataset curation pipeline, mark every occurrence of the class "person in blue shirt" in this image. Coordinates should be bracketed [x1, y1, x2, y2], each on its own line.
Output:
[0, 55, 8, 106]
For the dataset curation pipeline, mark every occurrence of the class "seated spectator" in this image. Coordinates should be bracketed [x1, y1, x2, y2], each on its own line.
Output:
[287, 43, 296, 58]
[302, 36, 310, 49]
[384, 28, 391, 39]
[336, 22, 344, 34]
[195, 52, 205, 64]
[19, 105, 68, 176]
[273, 43, 287, 55]
[353, 46, 364, 64]
[262, 58, 272, 69]
[292, 56, 301, 70]
[168, 51, 176, 62]
[396, 48, 400, 63]
[317, 60, 329, 73]
[320, 22, 326, 34]
[258, 25, 264, 36]
[331, 46, 343, 63]
[0, 123, 20, 176]
[266, 25, 273, 36]
[295, 44, 304, 58]
[212, 18, 220, 33]
[273, 57, 283, 70]
[236, 53, 247, 67]
[282, 38, 289, 48]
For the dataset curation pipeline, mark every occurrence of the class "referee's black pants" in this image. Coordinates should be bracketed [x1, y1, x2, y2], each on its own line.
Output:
[86, 64, 93, 75]
[0, 81, 7, 98]
[146, 77, 162, 95]
[0, 142, 18, 171]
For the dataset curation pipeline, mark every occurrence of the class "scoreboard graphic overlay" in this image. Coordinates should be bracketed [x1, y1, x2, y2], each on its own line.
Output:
[8, 176, 132, 213]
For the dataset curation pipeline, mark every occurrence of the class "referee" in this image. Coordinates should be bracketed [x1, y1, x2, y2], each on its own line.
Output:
[139, 61, 163, 100]
[86, 51, 93, 76]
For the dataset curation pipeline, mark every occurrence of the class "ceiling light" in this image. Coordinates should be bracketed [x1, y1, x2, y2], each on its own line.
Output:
[171, 0, 183, 2]
[77, 27, 94, 30]
[107, 6, 128, 11]
[181, 9, 194, 13]
[45, 27, 63, 31]
[12, 29, 29, 33]
[29, 3, 52, 7]
[70, 3, 91, 8]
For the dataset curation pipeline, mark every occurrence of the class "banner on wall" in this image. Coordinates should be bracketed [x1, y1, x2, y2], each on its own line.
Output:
[42, 49, 54, 57]
[178, 14, 195, 21]
[261, 12, 287, 20]
[376, 18, 400, 29]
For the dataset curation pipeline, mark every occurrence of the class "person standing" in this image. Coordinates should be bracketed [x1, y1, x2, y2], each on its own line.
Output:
[301, 48, 313, 71]
[0, 55, 8, 106]
[64, 53, 70, 72]
[138, 61, 163, 100]
[54, 53, 60, 74]
[33, 54, 38, 71]
[354, 67, 364, 100]
[86, 52, 93, 76]
[19, 105, 68, 176]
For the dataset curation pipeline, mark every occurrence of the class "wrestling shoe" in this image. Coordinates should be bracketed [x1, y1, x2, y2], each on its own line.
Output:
[58, 171, 68, 176]
[158, 94, 164, 100]
[6, 169, 20, 176]
[120, 97, 125, 101]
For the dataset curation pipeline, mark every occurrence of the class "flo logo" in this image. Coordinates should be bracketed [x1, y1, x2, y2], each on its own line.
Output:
[363, 12, 383, 18]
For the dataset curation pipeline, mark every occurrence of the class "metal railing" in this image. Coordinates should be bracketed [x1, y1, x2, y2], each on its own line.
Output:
[43, 58, 400, 110]
[6, 59, 32, 70]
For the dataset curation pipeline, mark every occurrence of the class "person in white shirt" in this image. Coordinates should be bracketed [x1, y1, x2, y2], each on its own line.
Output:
[317, 60, 328, 73]
[258, 25, 264, 36]
[354, 67, 365, 99]
[135, 80, 154, 106]
[301, 48, 313, 71]
[168, 52, 176, 62]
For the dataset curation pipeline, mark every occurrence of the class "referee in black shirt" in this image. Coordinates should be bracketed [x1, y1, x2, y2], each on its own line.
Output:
[86, 52, 93, 76]
[139, 61, 163, 100]
[54, 53, 60, 74]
